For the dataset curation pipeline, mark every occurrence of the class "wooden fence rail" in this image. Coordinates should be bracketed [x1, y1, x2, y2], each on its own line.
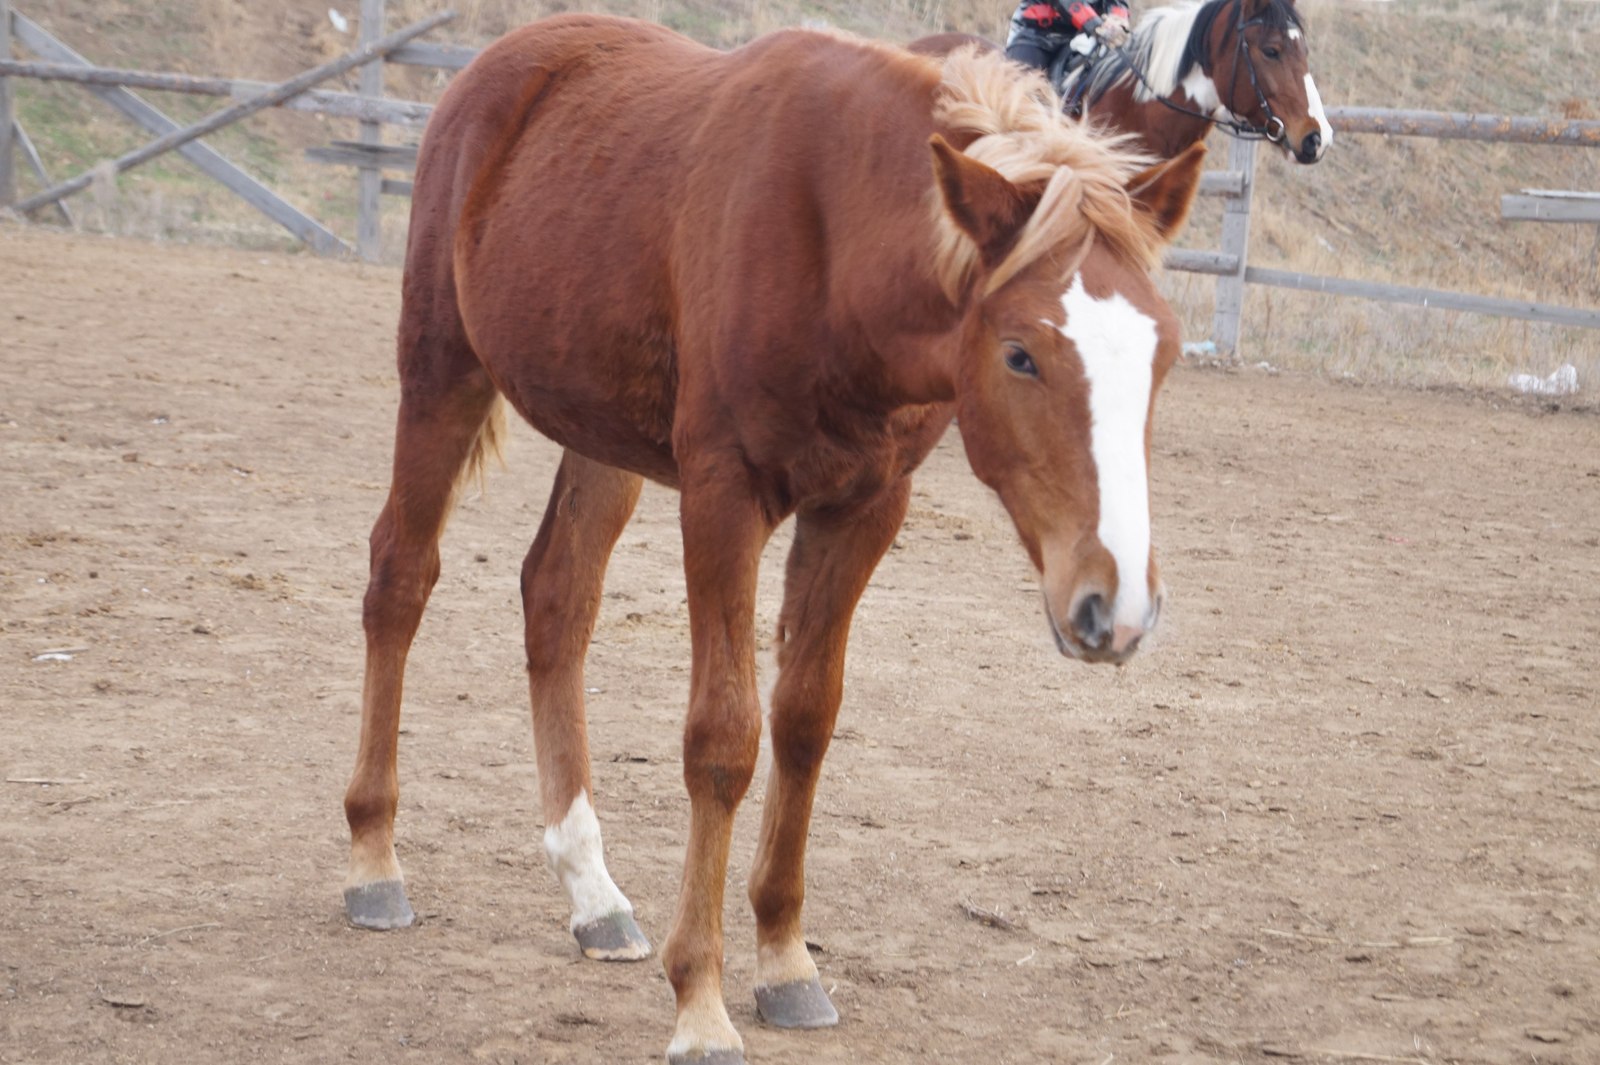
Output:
[1172, 108, 1600, 353]
[0, 58, 431, 126]
[9, 10, 452, 216]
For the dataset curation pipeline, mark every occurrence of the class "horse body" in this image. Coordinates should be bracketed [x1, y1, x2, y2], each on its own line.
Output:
[447, 18, 960, 504]
[345, 15, 1205, 1063]
[1072, 0, 1331, 163]
[913, 0, 1331, 164]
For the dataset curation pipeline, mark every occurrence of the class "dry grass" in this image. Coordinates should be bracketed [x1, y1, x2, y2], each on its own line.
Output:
[5, 0, 1598, 389]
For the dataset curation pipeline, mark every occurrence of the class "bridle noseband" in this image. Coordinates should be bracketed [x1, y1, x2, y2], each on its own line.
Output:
[1082, 0, 1289, 143]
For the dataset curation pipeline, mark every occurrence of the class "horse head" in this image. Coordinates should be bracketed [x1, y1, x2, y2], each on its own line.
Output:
[927, 76, 1205, 663]
[1215, 0, 1331, 163]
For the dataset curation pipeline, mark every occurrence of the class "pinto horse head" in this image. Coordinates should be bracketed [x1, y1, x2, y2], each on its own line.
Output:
[1207, 0, 1331, 163]
[928, 60, 1206, 663]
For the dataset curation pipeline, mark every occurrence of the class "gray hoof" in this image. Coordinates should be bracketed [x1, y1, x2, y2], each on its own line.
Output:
[754, 974, 839, 1029]
[666, 1052, 746, 1065]
[343, 879, 415, 930]
[575, 910, 652, 961]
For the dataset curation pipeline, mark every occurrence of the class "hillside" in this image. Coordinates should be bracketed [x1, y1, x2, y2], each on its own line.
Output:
[4, 0, 1598, 385]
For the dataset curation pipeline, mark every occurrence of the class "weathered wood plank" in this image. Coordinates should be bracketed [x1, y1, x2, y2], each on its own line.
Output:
[1, 0, 15, 208]
[1212, 137, 1257, 355]
[1164, 248, 1242, 275]
[380, 178, 412, 197]
[0, 60, 430, 126]
[11, 10, 455, 216]
[357, 0, 384, 262]
[0, 59, 238, 94]
[306, 142, 417, 171]
[13, 121, 72, 224]
[1520, 189, 1600, 200]
[10, 13, 348, 255]
[1500, 194, 1600, 223]
[387, 41, 478, 70]
[1243, 267, 1600, 330]
[1327, 107, 1600, 147]
[1197, 170, 1246, 198]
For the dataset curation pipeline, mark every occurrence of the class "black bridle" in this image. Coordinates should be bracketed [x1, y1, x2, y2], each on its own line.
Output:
[1075, 0, 1289, 144]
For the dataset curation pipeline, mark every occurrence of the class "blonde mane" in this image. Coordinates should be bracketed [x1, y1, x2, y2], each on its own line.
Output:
[930, 48, 1164, 299]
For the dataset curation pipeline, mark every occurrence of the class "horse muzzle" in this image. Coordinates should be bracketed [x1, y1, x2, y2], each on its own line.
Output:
[1046, 590, 1162, 665]
[1294, 130, 1325, 164]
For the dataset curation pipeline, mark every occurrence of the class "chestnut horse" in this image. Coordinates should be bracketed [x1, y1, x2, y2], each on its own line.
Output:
[342, 14, 1204, 1064]
[911, 0, 1332, 164]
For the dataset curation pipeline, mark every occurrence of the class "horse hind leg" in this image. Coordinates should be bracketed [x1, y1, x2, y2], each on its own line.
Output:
[523, 449, 651, 960]
[342, 348, 503, 930]
[747, 481, 911, 1030]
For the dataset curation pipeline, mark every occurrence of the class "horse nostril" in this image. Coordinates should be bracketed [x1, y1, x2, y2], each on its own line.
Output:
[1300, 131, 1321, 162]
[1071, 593, 1112, 650]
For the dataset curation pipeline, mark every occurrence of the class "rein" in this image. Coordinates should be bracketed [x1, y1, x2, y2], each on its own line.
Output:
[1079, 0, 1287, 144]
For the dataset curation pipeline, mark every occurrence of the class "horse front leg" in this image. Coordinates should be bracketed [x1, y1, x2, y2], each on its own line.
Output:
[748, 481, 911, 1029]
[662, 469, 775, 1065]
[522, 449, 650, 960]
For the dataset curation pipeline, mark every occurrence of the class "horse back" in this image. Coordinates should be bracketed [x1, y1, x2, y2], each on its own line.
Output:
[412, 16, 953, 503]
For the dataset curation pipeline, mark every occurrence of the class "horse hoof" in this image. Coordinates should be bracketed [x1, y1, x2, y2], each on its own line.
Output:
[666, 1051, 746, 1065]
[574, 910, 652, 961]
[344, 879, 416, 930]
[754, 974, 839, 1029]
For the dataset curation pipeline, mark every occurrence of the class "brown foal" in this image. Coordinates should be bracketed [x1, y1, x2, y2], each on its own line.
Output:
[343, 15, 1204, 1063]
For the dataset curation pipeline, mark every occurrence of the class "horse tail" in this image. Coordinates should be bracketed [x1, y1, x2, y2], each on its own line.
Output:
[457, 394, 507, 499]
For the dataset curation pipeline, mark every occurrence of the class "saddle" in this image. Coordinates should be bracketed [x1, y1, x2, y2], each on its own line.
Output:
[1050, 41, 1110, 117]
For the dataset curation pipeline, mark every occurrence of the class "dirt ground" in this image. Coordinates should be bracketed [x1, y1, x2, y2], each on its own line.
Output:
[2, 223, 1597, 1065]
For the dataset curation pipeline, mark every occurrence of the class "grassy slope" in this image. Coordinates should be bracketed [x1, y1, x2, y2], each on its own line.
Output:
[6, 0, 1598, 383]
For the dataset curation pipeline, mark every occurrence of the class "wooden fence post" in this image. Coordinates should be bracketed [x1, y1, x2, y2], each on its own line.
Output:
[1, 0, 16, 208]
[1212, 136, 1257, 358]
[357, 0, 384, 261]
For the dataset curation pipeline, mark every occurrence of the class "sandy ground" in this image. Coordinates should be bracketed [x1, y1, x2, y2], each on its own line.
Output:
[2, 224, 1597, 1065]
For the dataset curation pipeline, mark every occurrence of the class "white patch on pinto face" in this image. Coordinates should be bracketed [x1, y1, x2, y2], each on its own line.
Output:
[1058, 276, 1157, 630]
[544, 790, 632, 930]
[1303, 73, 1333, 156]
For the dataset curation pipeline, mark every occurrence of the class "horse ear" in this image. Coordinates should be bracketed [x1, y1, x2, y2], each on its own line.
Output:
[1126, 141, 1207, 244]
[929, 134, 1035, 269]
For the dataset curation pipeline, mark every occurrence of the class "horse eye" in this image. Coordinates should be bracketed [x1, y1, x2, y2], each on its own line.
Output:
[1262, 45, 1282, 59]
[1004, 346, 1039, 378]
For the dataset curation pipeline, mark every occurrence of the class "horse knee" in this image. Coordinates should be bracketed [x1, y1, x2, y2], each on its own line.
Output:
[769, 669, 843, 777]
[362, 548, 439, 637]
[682, 703, 761, 809]
[769, 711, 832, 778]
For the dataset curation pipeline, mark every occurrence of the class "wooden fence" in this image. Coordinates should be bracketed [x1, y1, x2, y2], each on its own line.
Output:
[1187, 113, 1600, 353]
[2, 0, 1597, 352]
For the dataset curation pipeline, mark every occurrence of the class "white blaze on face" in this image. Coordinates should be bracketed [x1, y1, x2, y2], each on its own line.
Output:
[1303, 72, 1333, 156]
[1059, 276, 1157, 630]
[544, 790, 632, 929]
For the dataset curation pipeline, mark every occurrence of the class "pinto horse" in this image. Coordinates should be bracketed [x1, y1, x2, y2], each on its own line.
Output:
[911, 0, 1332, 164]
[342, 14, 1204, 1064]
